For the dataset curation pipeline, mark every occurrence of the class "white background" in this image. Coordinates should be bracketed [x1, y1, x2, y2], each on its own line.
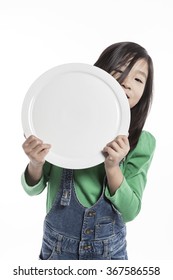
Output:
[0, 0, 173, 262]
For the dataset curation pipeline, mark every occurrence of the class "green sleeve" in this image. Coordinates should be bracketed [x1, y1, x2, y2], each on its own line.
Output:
[21, 161, 52, 196]
[105, 131, 156, 223]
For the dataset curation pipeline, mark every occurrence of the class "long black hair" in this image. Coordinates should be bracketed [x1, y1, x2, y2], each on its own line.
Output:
[94, 42, 154, 151]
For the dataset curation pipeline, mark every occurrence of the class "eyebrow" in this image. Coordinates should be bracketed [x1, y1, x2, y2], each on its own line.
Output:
[137, 70, 147, 80]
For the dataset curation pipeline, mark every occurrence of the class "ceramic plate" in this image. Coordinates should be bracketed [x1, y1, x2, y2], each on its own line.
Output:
[22, 63, 130, 169]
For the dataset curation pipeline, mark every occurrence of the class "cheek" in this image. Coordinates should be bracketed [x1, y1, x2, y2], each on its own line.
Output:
[130, 92, 143, 108]
[136, 85, 145, 100]
[129, 100, 136, 108]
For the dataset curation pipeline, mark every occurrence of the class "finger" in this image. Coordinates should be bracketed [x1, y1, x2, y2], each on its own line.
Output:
[28, 145, 51, 163]
[32, 143, 51, 155]
[29, 139, 44, 150]
[106, 135, 128, 147]
[23, 139, 43, 153]
[116, 135, 129, 146]
[23, 135, 40, 148]
[115, 138, 126, 149]
[103, 146, 118, 158]
[25, 135, 38, 144]
[107, 141, 122, 152]
[32, 149, 50, 162]
[37, 148, 50, 158]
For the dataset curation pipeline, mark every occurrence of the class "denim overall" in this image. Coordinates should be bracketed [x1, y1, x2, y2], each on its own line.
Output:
[39, 168, 127, 260]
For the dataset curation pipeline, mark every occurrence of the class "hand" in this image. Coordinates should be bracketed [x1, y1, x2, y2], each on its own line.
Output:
[103, 135, 130, 169]
[22, 135, 51, 167]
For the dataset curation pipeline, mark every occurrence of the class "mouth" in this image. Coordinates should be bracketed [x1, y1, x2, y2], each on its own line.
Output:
[122, 88, 130, 99]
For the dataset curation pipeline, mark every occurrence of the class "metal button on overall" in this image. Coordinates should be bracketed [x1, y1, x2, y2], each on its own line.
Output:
[85, 229, 93, 234]
[87, 211, 96, 217]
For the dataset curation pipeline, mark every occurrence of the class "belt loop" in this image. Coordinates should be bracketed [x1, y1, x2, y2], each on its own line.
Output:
[60, 188, 72, 206]
[60, 169, 73, 206]
[103, 239, 109, 258]
[56, 234, 63, 253]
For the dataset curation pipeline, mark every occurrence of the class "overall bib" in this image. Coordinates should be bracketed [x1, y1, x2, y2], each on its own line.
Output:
[39, 168, 127, 260]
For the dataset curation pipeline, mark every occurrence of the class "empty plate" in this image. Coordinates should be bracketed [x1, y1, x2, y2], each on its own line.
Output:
[21, 63, 130, 169]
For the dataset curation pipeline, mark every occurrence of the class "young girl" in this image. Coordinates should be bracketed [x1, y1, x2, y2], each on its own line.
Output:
[21, 41, 156, 260]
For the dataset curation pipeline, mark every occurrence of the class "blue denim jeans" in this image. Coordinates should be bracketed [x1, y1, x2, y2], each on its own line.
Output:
[39, 169, 127, 260]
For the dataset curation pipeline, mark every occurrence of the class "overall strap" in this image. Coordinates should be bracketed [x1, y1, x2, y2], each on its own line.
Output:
[60, 169, 73, 206]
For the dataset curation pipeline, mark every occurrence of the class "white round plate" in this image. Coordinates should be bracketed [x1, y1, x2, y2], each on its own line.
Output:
[22, 63, 130, 169]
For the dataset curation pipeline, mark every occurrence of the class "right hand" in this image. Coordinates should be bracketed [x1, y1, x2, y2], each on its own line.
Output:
[22, 135, 51, 167]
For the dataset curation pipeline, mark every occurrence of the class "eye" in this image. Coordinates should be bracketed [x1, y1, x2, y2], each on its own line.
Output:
[135, 78, 143, 84]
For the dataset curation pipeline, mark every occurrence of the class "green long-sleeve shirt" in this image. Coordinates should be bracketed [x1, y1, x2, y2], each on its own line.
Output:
[21, 130, 156, 223]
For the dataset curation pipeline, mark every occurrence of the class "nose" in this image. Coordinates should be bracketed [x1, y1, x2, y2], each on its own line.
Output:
[121, 83, 131, 90]
[121, 75, 132, 90]
[121, 80, 131, 90]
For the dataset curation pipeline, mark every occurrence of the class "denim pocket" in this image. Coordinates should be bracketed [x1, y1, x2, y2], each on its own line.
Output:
[39, 222, 59, 260]
[95, 217, 115, 239]
[39, 237, 56, 260]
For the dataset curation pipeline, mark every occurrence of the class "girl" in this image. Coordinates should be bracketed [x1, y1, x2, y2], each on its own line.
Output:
[21, 41, 156, 260]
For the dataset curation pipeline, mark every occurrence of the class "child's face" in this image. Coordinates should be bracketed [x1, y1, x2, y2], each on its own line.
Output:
[111, 58, 148, 108]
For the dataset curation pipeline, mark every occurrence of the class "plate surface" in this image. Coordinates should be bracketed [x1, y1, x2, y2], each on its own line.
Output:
[22, 63, 130, 169]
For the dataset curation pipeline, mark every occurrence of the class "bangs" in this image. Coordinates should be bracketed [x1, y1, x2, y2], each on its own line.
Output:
[115, 53, 147, 84]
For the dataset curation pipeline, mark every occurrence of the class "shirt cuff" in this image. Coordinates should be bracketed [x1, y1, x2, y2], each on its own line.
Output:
[21, 172, 45, 196]
[105, 177, 140, 222]
[105, 177, 129, 205]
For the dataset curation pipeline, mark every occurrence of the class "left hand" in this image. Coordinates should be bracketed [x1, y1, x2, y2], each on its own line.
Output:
[103, 135, 130, 169]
